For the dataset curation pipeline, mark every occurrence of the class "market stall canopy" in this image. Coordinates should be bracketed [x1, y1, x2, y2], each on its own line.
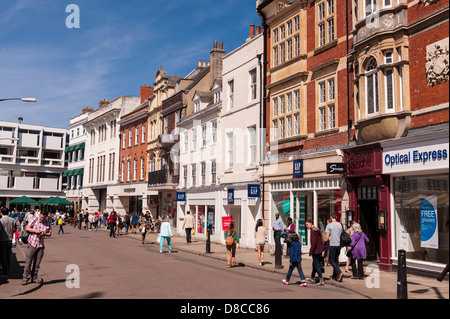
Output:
[9, 196, 38, 205]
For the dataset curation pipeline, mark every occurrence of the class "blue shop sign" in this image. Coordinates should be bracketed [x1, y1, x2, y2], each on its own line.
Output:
[227, 189, 234, 205]
[293, 159, 303, 178]
[176, 192, 186, 202]
[248, 184, 260, 198]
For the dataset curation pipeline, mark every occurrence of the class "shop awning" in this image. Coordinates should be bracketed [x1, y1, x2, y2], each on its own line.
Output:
[63, 168, 84, 176]
[74, 142, 85, 150]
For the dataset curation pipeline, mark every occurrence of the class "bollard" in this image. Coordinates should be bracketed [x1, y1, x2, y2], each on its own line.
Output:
[397, 249, 407, 299]
[206, 229, 211, 254]
[275, 235, 282, 269]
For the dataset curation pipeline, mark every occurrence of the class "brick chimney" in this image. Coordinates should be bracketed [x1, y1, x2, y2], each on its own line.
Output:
[210, 41, 225, 88]
[82, 106, 94, 114]
[140, 84, 154, 104]
[99, 99, 109, 108]
[249, 24, 255, 38]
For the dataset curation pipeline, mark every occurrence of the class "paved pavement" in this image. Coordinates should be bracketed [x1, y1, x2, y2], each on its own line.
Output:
[1, 227, 448, 299]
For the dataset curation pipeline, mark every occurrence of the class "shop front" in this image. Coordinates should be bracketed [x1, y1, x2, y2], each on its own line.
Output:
[265, 153, 344, 249]
[344, 144, 392, 269]
[382, 131, 449, 273]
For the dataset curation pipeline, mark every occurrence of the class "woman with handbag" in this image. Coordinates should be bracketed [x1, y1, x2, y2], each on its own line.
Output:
[345, 221, 356, 273]
[224, 222, 240, 268]
[348, 223, 369, 279]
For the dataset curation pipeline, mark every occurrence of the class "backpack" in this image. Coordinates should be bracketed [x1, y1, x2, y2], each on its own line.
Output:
[340, 223, 352, 247]
[225, 230, 235, 246]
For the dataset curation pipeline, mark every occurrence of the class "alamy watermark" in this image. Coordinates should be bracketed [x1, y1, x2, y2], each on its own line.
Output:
[66, 4, 80, 29]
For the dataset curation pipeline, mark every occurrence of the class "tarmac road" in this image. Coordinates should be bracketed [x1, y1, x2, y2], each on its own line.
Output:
[12, 226, 364, 300]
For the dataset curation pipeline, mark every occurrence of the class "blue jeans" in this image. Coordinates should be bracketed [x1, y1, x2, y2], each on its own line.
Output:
[311, 254, 323, 278]
[286, 261, 305, 282]
[160, 236, 172, 252]
[329, 246, 342, 278]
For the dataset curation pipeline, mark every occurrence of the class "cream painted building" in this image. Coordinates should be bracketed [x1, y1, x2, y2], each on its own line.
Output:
[82, 96, 140, 215]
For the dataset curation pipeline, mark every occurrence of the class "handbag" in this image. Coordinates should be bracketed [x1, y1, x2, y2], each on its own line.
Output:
[346, 233, 362, 258]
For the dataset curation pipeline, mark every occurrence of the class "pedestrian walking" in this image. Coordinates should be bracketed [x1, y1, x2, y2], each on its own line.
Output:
[349, 222, 369, 280]
[57, 216, 64, 234]
[159, 217, 173, 253]
[131, 213, 138, 234]
[182, 211, 195, 243]
[325, 214, 344, 282]
[254, 219, 266, 266]
[282, 233, 307, 287]
[305, 219, 326, 286]
[124, 213, 130, 234]
[224, 221, 240, 268]
[108, 211, 117, 238]
[22, 211, 52, 285]
[345, 221, 356, 273]
[0, 207, 20, 279]
[140, 221, 148, 244]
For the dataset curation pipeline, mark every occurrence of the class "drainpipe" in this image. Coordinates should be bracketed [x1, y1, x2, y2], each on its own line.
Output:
[257, 5, 268, 221]
[346, 0, 352, 144]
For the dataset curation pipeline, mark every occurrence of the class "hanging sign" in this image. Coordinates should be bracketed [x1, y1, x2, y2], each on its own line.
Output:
[420, 196, 439, 249]
[293, 159, 303, 178]
[248, 184, 260, 198]
[227, 189, 234, 205]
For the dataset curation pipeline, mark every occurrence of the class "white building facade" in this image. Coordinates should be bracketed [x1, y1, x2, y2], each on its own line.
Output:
[64, 107, 92, 212]
[219, 32, 264, 248]
[0, 120, 68, 208]
[82, 96, 139, 215]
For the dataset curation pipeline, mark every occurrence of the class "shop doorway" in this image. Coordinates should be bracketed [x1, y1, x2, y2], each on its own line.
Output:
[358, 200, 379, 261]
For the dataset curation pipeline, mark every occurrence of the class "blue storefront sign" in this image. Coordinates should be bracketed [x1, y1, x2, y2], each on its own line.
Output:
[227, 189, 234, 205]
[248, 184, 260, 198]
[176, 192, 186, 202]
[293, 159, 303, 178]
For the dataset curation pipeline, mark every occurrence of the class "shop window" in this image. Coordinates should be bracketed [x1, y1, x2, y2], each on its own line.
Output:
[394, 174, 449, 264]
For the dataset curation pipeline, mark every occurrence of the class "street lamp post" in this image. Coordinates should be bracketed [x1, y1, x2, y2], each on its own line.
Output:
[0, 98, 37, 102]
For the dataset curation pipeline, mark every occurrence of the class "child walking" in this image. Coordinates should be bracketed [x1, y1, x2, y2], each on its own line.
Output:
[282, 233, 307, 287]
[57, 216, 64, 234]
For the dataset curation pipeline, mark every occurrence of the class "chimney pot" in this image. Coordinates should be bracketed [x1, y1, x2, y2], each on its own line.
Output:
[250, 24, 255, 37]
[256, 25, 261, 35]
[213, 41, 218, 49]
[219, 41, 223, 50]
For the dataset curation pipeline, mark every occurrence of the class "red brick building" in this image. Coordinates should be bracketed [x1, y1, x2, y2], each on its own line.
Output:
[257, 0, 449, 273]
[117, 84, 153, 215]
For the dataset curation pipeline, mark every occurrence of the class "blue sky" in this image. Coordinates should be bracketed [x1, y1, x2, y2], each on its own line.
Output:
[0, 0, 261, 128]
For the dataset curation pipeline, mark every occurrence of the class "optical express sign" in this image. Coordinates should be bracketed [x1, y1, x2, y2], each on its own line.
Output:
[383, 140, 449, 173]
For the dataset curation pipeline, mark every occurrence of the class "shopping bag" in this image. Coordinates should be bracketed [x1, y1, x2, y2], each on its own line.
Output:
[338, 246, 348, 263]
[157, 233, 161, 243]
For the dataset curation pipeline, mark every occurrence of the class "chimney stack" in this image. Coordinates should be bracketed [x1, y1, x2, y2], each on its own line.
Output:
[210, 41, 225, 88]
[99, 99, 109, 108]
[82, 106, 94, 114]
[140, 84, 154, 104]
